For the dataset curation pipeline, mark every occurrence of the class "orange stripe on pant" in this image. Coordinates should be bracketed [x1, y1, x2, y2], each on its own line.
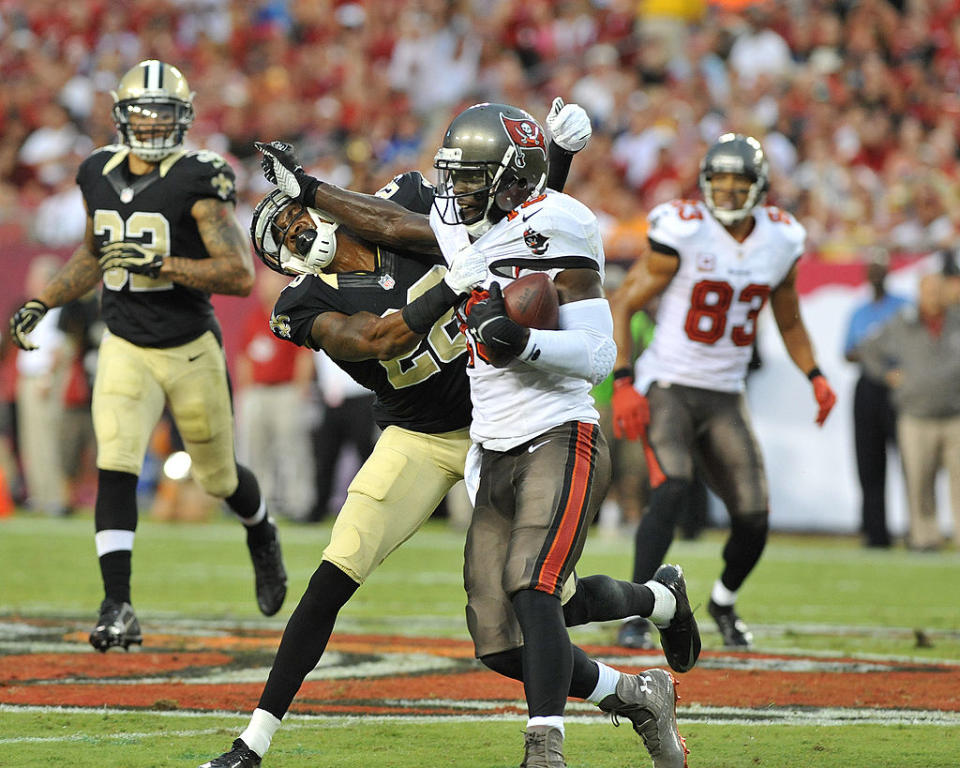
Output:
[536, 422, 593, 592]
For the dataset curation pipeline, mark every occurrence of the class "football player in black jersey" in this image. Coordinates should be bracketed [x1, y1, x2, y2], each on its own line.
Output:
[202, 102, 693, 768]
[8, 60, 288, 652]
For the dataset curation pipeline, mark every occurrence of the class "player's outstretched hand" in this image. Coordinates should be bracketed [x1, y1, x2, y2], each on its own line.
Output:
[546, 97, 592, 153]
[98, 242, 164, 277]
[255, 140, 319, 206]
[811, 374, 837, 427]
[611, 373, 650, 440]
[444, 243, 487, 295]
[9, 299, 48, 351]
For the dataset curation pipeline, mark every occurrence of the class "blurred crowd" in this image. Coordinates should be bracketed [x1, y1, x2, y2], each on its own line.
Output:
[3, 0, 960, 263]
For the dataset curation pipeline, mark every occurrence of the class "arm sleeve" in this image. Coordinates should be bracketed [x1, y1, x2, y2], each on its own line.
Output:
[516, 297, 616, 386]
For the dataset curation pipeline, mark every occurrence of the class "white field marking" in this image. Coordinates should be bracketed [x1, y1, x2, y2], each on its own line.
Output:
[2, 703, 960, 736]
[5, 613, 960, 641]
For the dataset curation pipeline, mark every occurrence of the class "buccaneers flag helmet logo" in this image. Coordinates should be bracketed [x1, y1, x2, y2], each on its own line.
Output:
[500, 116, 546, 168]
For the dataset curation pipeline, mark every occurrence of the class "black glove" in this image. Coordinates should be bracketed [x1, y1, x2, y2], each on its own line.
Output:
[9, 298, 48, 351]
[255, 140, 320, 206]
[464, 283, 529, 358]
[99, 241, 164, 277]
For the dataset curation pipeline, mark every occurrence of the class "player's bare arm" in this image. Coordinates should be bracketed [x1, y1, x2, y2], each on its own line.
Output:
[160, 198, 254, 296]
[609, 247, 678, 369]
[311, 184, 441, 256]
[554, 267, 605, 304]
[770, 263, 818, 375]
[257, 140, 440, 255]
[308, 309, 422, 362]
[37, 215, 102, 308]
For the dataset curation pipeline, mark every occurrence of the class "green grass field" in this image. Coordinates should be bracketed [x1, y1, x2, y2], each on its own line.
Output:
[2, 511, 959, 767]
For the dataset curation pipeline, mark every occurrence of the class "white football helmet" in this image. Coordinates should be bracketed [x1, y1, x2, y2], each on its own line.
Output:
[250, 189, 339, 276]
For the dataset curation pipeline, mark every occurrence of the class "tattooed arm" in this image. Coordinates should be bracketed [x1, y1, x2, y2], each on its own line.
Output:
[160, 198, 255, 296]
[37, 212, 102, 308]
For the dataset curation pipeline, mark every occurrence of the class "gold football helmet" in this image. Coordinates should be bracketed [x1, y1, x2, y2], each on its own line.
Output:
[111, 60, 195, 162]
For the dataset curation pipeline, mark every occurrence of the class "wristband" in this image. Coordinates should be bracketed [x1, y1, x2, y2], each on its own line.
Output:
[300, 176, 321, 207]
[807, 367, 823, 381]
[401, 280, 459, 334]
[613, 367, 633, 381]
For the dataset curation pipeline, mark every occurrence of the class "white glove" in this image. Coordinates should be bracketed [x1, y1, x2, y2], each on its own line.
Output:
[443, 242, 487, 295]
[546, 97, 591, 153]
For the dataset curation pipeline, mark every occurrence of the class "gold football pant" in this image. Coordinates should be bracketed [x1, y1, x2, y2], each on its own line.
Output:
[322, 425, 471, 583]
[92, 331, 239, 498]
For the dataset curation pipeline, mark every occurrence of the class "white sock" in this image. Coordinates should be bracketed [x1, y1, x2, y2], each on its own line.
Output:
[586, 662, 621, 705]
[711, 579, 738, 607]
[527, 715, 564, 736]
[238, 499, 268, 527]
[239, 708, 282, 757]
[94, 529, 135, 557]
[646, 580, 677, 628]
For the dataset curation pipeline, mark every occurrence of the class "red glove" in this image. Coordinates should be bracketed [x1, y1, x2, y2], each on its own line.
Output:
[611, 375, 650, 440]
[811, 374, 836, 427]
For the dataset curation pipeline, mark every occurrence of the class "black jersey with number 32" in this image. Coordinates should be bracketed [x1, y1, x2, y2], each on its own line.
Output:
[76, 145, 238, 348]
[270, 172, 470, 434]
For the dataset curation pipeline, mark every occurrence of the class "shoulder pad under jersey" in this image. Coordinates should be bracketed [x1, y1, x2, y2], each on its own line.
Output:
[167, 149, 238, 204]
[374, 171, 435, 215]
[646, 199, 709, 252]
[759, 205, 807, 259]
[484, 190, 604, 278]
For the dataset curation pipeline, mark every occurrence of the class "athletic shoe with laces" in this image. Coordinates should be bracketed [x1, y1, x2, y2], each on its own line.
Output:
[707, 599, 753, 648]
[248, 519, 287, 616]
[519, 724, 566, 768]
[199, 738, 261, 768]
[89, 599, 142, 652]
[598, 668, 689, 768]
[617, 617, 657, 650]
[652, 564, 701, 673]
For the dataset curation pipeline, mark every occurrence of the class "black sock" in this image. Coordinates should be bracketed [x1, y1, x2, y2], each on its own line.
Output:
[226, 464, 272, 547]
[94, 469, 139, 605]
[632, 477, 691, 583]
[257, 561, 359, 718]
[563, 575, 655, 626]
[511, 589, 571, 717]
[99, 550, 132, 605]
[720, 513, 769, 593]
[481, 644, 598, 701]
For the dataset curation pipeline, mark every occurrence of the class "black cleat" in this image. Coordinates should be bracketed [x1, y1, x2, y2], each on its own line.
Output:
[248, 519, 287, 616]
[653, 564, 701, 673]
[707, 599, 753, 648]
[617, 617, 657, 650]
[89, 599, 142, 652]
[199, 738, 262, 767]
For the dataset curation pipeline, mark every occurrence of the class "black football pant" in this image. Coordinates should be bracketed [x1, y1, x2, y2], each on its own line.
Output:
[854, 374, 897, 547]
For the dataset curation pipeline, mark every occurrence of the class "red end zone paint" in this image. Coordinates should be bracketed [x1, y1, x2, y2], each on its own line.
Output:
[1, 623, 957, 715]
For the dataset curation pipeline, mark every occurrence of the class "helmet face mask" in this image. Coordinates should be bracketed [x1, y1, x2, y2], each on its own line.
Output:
[434, 103, 548, 237]
[111, 60, 195, 162]
[251, 189, 339, 276]
[699, 133, 769, 226]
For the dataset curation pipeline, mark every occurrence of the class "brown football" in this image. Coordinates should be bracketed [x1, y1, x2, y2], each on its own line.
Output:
[503, 272, 559, 330]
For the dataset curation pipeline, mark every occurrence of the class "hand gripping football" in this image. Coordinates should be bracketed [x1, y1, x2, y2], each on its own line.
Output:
[503, 272, 559, 330]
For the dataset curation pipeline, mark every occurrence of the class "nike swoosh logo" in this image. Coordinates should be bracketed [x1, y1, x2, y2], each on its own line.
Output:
[528, 439, 550, 454]
[188, 353, 205, 362]
[522, 209, 542, 222]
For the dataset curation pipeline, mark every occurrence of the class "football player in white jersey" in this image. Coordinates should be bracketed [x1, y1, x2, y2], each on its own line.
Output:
[609, 133, 837, 652]
[255, 103, 697, 768]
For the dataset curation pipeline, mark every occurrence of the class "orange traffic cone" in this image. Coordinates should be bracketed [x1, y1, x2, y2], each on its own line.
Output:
[0, 465, 14, 518]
